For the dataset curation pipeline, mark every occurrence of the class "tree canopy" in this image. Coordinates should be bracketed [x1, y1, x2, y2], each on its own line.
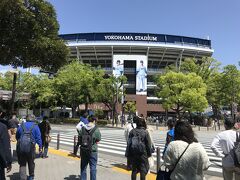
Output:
[54, 61, 105, 117]
[0, 0, 68, 70]
[156, 71, 208, 120]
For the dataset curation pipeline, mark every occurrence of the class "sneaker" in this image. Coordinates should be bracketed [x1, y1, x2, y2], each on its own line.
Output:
[27, 176, 34, 180]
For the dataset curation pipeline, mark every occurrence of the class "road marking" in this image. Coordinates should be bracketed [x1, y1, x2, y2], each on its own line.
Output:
[48, 148, 80, 160]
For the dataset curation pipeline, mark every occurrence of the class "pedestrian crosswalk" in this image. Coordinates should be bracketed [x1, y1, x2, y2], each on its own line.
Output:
[50, 128, 223, 176]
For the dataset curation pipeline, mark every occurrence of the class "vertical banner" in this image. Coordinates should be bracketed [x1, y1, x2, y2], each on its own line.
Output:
[136, 58, 148, 95]
[113, 59, 124, 78]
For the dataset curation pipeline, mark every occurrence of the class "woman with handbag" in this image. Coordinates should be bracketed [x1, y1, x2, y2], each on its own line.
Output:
[38, 116, 51, 158]
[162, 121, 210, 180]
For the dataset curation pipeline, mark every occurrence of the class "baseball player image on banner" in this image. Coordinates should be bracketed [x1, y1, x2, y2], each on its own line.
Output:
[113, 59, 124, 78]
[136, 59, 148, 95]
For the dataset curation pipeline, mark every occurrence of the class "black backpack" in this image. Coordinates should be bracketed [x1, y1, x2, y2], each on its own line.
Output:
[17, 123, 35, 154]
[233, 132, 240, 167]
[80, 126, 97, 155]
[129, 129, 146, 155]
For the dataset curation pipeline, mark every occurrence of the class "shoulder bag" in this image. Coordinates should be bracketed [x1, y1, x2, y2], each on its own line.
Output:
[156, 143, 190, 180]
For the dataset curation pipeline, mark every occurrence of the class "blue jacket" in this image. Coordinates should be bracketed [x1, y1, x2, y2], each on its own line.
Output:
[16, 121, 42, 148]
[163, 128, 175, 155]
[80, 116, 89, 125]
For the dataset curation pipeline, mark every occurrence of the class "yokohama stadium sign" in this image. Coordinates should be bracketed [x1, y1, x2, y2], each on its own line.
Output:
[59, 32, 212, 47]
[104, 34, 157, 42]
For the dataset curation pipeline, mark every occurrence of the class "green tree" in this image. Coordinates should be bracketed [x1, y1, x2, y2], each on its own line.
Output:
[0, 72, 13, 90]
[180, 57, 220, 82]
[0, 0, 69, 70]
[156, 71, 208, 120]
[166, 57, 220, 82]
[17, 72, 57, 114]
[54, 61, 105, 117]
[220, 65, 240, 118]
[166, 57, 221, 118]
[124, 101, 136, 115]
[206, 72, 223, 118]
[96, 75, 127, 126]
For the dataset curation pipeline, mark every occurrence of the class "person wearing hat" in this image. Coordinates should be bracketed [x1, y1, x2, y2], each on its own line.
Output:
[211, 118, 240, 180]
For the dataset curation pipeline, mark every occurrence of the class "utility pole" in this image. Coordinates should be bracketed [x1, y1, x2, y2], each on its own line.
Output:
[11, 72, 17, 114]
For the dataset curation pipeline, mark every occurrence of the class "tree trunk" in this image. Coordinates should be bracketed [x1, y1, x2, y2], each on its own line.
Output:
[212, 105, 218, 119]
[85, 95, 89, 112]
[112, 102, 115, 126]
[72, 105, 76, 118]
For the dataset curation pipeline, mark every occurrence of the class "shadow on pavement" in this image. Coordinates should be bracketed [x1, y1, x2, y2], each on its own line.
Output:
[111, 163, 131, 172]
[7, 172, 19, 180]
[68, 153, 80, 159]
[64, 175, 80, 180]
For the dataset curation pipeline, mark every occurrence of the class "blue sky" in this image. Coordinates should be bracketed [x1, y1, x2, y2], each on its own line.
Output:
[1, 0, 239, 72]
[47, 0, 240, 67]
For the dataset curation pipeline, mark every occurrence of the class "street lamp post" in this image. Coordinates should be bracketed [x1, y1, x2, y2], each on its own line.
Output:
[11, 72, 17, 114]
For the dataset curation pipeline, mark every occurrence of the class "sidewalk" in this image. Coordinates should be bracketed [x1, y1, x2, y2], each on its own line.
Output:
[6, 145, 222, 180]
[6, 147, 156, 180]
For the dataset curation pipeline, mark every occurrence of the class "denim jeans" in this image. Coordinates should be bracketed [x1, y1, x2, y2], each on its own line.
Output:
[81, 152, 98, 180]
[43, 142, 49, 158]
[223, 167, 240, 180]
[17, 148, 35, 180]
[0, 167, 6, 180]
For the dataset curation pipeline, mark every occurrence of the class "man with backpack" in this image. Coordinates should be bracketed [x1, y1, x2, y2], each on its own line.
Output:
[79, 115, 101, 180]
[125, 116, 152, 180]
[74, 112, 89, 155]
[16, 114, 42, 180]
[211, 118, 240, 180]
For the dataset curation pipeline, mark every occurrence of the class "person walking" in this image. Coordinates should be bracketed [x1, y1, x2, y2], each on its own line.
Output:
[38, 116, 51, 158]
[74, 113, 89, 155]
[16, 114, 42, 180]
[162, 119, 175, 155]
[211, 118, 240, 180]
[163, 121, 210, 180]
[73, 113, 89, 156]
[0, 109, 12, 180]
[125, 116, 152, 180]
[143, 119, 155, 172]
[124, 116, 138, 170]
[8, 113, 19, 142]
[79, 115, 101, 180]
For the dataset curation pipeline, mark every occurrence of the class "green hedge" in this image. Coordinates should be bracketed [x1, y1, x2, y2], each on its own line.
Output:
[96, 120, 108, 126]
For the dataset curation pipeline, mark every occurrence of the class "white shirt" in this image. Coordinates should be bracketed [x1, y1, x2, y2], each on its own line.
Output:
[124, 123, 136, 142]
[76, 121, 87, 132]
[164, 141, 210, 180]
[211, 129, 237, 167]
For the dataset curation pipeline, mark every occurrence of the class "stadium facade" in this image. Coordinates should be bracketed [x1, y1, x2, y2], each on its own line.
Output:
[59, 32, 213, 118]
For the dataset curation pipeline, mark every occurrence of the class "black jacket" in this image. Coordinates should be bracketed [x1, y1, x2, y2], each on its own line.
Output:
[125, 127, 152, 158]
[38, 120, 51, 144]
[0, 122, 12, 169]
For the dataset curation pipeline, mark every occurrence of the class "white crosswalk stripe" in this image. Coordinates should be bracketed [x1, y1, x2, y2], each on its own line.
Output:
[50, 129, 223, 176]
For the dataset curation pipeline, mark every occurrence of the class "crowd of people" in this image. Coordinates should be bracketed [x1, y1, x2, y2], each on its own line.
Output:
[124, 115, 240, 180]
[0, 108, 51, 180]
[1, 106, 240, 180]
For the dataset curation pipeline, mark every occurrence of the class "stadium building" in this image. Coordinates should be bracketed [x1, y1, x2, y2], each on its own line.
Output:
[59, 32, 213, 118]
